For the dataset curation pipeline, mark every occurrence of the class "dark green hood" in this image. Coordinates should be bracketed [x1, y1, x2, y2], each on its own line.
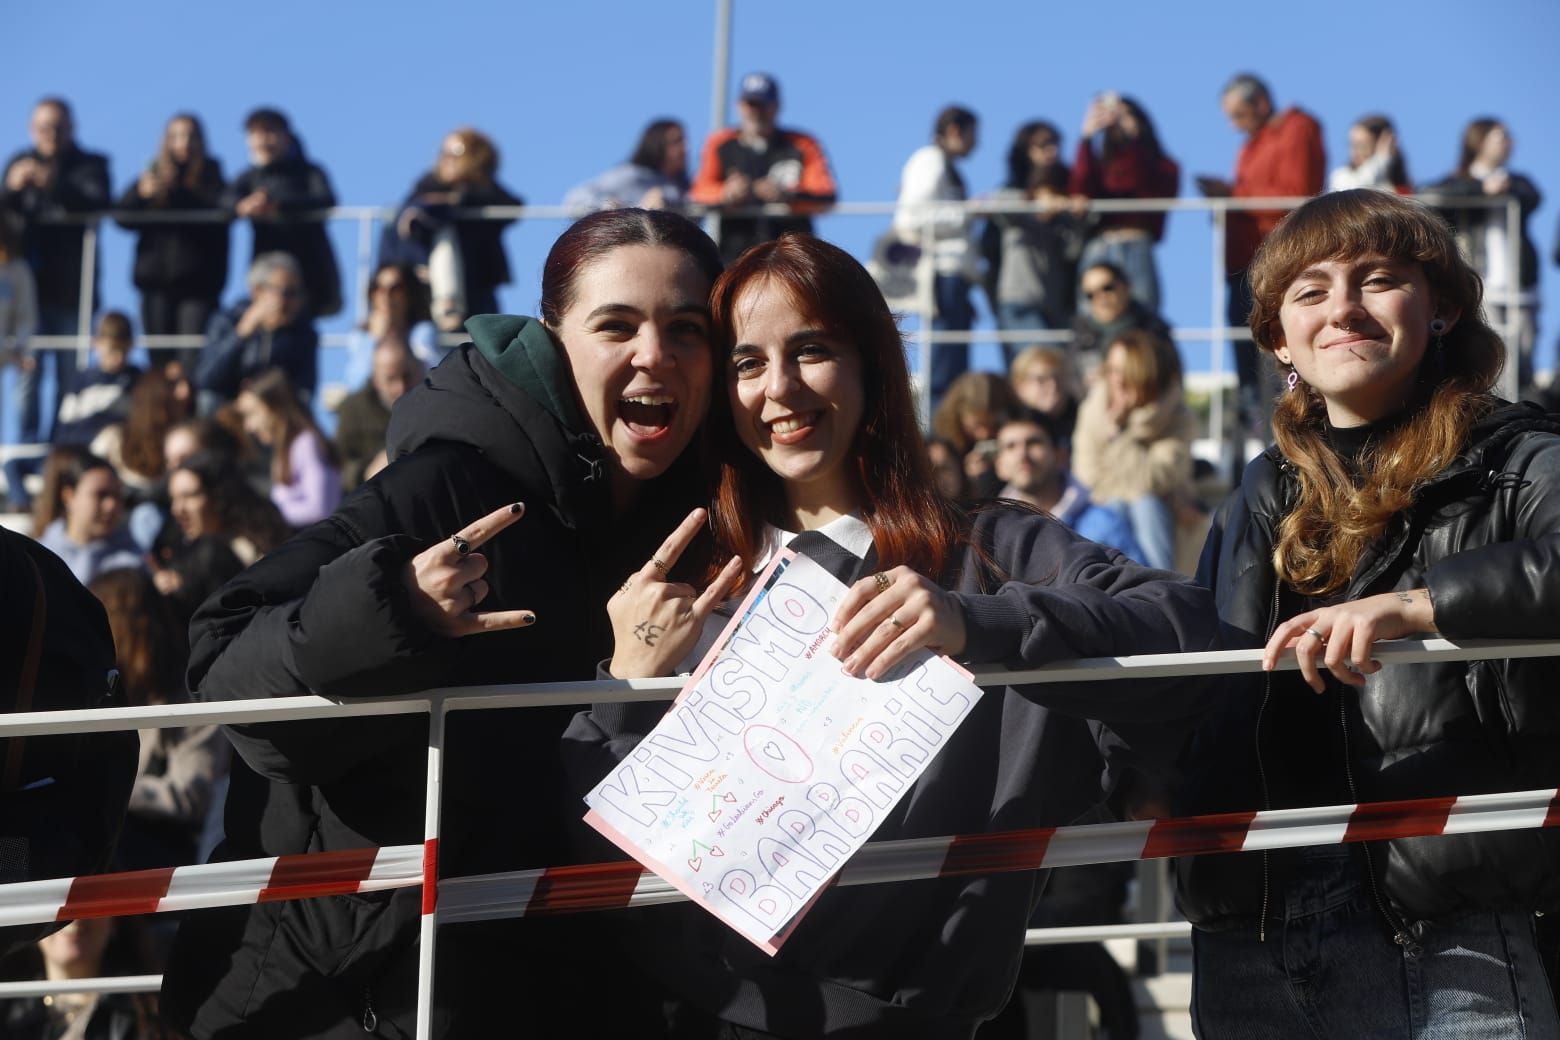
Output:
[463, 313, 586, 432]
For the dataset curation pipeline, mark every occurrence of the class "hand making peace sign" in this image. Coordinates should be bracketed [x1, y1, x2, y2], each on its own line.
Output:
[607, 508, 745, 679]
[403, 502, 536, 637]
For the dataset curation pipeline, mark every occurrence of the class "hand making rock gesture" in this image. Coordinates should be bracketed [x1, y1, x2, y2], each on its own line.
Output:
[608, 508, 745, 679]
[403, 502, 536, 637]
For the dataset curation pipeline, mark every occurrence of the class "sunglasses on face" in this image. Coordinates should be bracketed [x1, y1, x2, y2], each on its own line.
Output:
[1083, 282, 1121, 300]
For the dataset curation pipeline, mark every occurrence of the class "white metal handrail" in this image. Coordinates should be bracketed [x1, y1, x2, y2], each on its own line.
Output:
[2, 637, 1556, 1032]
[0, 637, 1553, 738]
[9, 190, 1524, 483]
[8, 191, 1524, 478]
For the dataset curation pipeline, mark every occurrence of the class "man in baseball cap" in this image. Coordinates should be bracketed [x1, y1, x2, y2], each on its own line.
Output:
[690, 72, 838, 262]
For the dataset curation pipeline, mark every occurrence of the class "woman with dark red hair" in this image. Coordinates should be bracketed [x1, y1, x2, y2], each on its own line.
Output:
[571, 232, 1216, 1038]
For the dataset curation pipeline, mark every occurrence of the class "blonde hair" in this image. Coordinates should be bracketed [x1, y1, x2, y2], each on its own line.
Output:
[1248, 190, 1504, 596]
[1106, 328, 1181, 404]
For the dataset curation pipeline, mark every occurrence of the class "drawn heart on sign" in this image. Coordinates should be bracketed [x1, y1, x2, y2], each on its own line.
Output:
[707, 810, 722, 822]
[688, 855, 704, 872]
[723, 792, 737, 803]
[709, 845, 724, 857]
[743, 724, 815, 783]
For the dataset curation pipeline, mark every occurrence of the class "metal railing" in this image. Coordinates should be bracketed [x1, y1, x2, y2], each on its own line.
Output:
[0, 636, 1556, 1035]
[10, 193, 1524, 461]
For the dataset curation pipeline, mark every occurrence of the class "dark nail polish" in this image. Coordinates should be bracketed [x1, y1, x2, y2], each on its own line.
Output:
[521, 612, 536, 624]
[511, 502, 524, 514]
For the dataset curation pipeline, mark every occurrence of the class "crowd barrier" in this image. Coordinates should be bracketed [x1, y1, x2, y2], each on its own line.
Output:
[12, 192, 1525, 460]
[1, 636, 1558, 1037]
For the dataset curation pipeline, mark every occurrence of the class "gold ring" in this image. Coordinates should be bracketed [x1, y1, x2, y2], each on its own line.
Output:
[873, 572, 890, 593]
[651, 557, 669, 574]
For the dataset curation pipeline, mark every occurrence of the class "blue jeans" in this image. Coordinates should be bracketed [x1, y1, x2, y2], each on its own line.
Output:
[1080, 234, 1160, 313]
[929, 273, 975, 403]
[13, 302, 81, 444]
[1192, 847, 1560, 1039]
[1104, 493, 1175, 572]
[996, 301, 1051, 371]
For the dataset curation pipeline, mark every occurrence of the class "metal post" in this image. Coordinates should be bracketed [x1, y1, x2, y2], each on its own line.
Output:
[414, 703, 447, 1040]
[709, 0, 732, 135]
[354, 211, 374, 345]
[1209, 205, 1227, 460]
[917, 215, 936, 425]
[705, 0, 733, 249]
[1501, 196, 1522, 401]
[77, 220, 98, 369]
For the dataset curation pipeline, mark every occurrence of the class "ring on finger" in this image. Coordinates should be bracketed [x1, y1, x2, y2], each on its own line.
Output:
[873, 572, 890, 594]
[451, 533, 472, 556]
[886, 614, 904, 630]
[618, 579, 632, 594]
[1305, 627, 1327, 647]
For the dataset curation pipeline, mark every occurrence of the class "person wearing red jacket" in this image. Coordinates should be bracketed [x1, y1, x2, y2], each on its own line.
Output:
[689, 72, 838, 263]
[1197, 73, 1325, 447]
[1070, 93, 1180, 314]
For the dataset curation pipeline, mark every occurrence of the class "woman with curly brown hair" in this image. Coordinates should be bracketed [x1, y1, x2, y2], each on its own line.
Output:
[1180, 188, 1560, 1037]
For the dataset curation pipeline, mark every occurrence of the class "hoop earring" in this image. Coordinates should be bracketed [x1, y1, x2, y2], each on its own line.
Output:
[1429, 318, 1449, 336]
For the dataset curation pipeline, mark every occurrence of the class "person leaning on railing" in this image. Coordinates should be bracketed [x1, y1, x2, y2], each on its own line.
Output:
[159, 209, 725, 1039]
[1178, 189, 1560, 1037]
[1, 97, 111, 446]
[113, 113, 229, 370]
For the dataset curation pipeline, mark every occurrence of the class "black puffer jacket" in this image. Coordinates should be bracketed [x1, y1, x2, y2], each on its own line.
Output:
[1177, 400, 1560, 939]
[224, 149, 342, 316]
[162, 314, 703, 1039]
[116, 159, 229, 297]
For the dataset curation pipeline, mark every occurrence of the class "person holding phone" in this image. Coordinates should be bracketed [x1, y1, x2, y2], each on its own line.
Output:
[162, 209, 725, 1039]
[1069, 91, 1179, 313]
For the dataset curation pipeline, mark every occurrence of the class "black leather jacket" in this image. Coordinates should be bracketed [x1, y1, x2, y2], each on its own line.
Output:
[1177, 400, 1560, 938]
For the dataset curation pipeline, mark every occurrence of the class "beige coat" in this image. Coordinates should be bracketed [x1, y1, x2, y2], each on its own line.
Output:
[1072, 381, 1197, 502]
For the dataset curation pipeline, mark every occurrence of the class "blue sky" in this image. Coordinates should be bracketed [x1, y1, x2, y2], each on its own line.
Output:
[6, 0, 1559, 384]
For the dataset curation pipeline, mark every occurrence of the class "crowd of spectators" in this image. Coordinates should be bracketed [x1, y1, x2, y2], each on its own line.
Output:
[0, 76, 1551, 466]
[0, 70, 1552, 1032]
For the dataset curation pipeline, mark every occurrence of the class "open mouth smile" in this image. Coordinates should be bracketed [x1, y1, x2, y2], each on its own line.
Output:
[620, 392, 679, 438]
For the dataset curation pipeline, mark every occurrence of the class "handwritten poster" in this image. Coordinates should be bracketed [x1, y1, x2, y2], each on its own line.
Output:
[584, 550, 983, 953]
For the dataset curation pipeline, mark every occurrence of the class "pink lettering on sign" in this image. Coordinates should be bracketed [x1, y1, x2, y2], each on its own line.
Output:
[719, 868, 793, 931]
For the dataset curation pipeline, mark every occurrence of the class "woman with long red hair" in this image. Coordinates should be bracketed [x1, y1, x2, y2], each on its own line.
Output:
[571, 232, 1216, 1038]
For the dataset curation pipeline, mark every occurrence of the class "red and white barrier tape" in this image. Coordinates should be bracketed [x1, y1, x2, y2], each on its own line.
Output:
[4, 788, 1555, 929]
[437, 787, 1560, 924]
[0, 844, 424, 929]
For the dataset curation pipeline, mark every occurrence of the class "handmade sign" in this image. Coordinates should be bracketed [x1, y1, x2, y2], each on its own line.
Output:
[584, 549, 983, 953]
